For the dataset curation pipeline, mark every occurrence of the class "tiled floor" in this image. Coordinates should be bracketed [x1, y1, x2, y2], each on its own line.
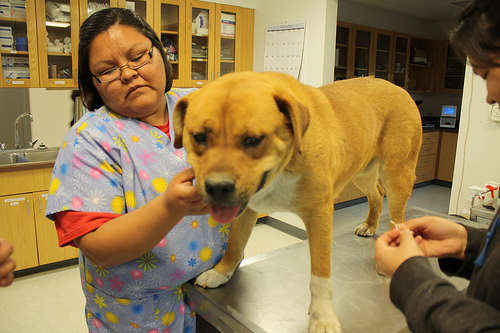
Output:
[0, 185, 451, 332]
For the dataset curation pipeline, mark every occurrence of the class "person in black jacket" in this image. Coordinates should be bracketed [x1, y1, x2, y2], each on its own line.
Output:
[375, 0, 500, 332]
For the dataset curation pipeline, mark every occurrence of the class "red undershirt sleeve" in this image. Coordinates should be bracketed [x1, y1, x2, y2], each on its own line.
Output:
[54, 211, 121, 247]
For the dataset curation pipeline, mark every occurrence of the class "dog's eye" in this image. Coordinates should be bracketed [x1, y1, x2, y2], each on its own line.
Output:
[192, 133, 208, 145]
[243, 136, 265, 148]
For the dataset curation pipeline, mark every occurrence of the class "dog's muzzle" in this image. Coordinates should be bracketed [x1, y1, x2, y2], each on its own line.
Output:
[205, 171, 269, 224]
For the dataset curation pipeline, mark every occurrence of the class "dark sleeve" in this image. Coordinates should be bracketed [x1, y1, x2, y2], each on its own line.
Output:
[438, 225, 488, 279]
[390, 256, 500, 333]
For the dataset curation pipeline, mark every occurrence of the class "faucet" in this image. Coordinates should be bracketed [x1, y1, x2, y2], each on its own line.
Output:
[14, 113, 34, 149]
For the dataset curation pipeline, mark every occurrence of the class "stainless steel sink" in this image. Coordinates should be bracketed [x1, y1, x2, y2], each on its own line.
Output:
[0, 147, 59, 165]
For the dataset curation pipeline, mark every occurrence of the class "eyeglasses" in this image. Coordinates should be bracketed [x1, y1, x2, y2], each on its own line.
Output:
[93, 46, 154, 83]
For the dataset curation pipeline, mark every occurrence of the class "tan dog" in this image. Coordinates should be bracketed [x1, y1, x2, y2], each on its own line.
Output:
[173, 72, 422, 332]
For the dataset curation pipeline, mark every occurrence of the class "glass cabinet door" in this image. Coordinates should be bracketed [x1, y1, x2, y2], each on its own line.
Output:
[155, 0, 185, 87]
[186, 0, 215, 87]
[393, 34, 409, 89]
[0, 0, 39, 87]
[36, 0, 79, 88]
[117, 0, 153, 23]
[374, 30, 391, 81]
[215, 5, 236, 80]
[334, 22, 351, 81]
[353, 27, 371, 77]
[79, 0, 117, 24]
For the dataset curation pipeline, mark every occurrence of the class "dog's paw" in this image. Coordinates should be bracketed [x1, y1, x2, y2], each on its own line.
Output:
[194, 269, 231, 288]
[308, 299, 342, 333]
[354, 223, 376, 237]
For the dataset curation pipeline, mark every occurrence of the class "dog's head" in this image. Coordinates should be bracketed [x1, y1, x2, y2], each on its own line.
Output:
[173, 72, 309, 223]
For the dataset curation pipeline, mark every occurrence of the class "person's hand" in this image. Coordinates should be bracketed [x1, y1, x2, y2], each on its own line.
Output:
[375, 229, 424, 278]
[163, 168, 209, 221]
[0, 238, 16, 287]
[396, 216, 468, 260]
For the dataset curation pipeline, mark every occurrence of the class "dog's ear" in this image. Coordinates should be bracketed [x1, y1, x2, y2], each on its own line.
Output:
[173, 95, 189, 149]
[273, 93, 310, 154]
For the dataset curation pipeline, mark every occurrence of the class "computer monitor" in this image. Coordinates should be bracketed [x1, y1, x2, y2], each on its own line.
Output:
[441, 105, 457, 118]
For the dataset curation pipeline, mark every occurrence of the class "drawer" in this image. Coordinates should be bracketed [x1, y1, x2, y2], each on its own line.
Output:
[419, 142, 438, 156]
[422, 131, 439, 144]
[417, 154, 437, 169]
[415, 165, 435, 183]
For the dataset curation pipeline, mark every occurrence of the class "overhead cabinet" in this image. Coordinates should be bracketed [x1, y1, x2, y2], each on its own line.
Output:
[0, 0, 253, 88]
[185, 0, 253, 87]
[36, 0, 80, 88]
[334, 22, 410, 91]
[0, 0, 39, 87]
[335, 21, 464, 94]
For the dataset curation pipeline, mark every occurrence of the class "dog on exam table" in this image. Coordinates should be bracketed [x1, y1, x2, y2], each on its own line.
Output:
[173, 71, 422, 332]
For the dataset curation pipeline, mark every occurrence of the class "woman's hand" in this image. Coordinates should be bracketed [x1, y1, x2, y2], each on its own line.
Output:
[163, 168, 209, 222]
[0, 238, 16, 287]
[397, 216, 468, 260]
[375, 229, 424, 278]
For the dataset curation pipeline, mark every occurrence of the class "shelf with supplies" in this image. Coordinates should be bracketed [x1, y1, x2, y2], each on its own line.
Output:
[1, 0, 254, 88]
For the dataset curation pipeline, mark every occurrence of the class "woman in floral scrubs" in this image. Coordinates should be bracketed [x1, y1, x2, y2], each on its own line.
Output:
[46, 8, 230, 332]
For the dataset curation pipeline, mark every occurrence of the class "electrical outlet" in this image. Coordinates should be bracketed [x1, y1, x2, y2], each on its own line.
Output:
[491, 104, 500, 122]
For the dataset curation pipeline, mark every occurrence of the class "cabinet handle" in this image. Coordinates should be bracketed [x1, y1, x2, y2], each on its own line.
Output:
[27, 199, 29, 215]
[38, 197, 42, 212]
[211, 72, 213, 81]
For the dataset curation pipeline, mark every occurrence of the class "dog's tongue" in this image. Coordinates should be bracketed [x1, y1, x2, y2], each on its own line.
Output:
[209, 205, 241, 224]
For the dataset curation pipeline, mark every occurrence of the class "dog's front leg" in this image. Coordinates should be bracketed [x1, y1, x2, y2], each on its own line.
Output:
[195, 208, 259, 288]
[303, 210, 342, 333]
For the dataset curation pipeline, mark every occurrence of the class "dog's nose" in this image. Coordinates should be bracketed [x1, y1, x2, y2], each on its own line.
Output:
[205, 176, 235, 203]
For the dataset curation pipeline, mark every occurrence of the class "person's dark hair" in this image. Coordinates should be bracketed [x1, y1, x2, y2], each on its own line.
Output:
[450, 0, 500, 67]
[78, 8, 173, 111]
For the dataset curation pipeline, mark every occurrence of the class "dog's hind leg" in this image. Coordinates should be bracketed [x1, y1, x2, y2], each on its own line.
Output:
[382, 162, 416, 226]
[353, 159, 385, 237]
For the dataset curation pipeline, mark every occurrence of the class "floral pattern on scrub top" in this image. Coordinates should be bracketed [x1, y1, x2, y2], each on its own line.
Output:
[46, 88, 231, 333]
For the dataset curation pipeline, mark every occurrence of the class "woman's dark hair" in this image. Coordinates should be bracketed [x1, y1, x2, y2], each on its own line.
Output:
[450, 0, 500, 67]
[78, 8, 173, 111]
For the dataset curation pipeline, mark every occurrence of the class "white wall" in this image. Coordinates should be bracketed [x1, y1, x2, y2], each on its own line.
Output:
[28, 88, 73, 148]
[449, 65, 500, 218]
[252, 0, 337, 86]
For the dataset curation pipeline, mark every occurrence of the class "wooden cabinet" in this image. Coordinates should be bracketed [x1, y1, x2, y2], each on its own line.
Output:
[407, 37, 438, 93]
[435, 41, 465, 93]
[185, 0, 253, 87]
[216, 4, 253, 79]
[334, 22, 410, 90]
[1, 0, 253, 89]
[334, 21, 352, 81]
[373, 29, 391, 81]
[415, 131, 439, 183]
[0, 193, 39, 270]
[335, 23, 464, 94]
[34, 190, 79, 265]
[0, 165, 78, 271]
[352, 25, 372, 78]
[436, 131, 458, 182]
[36, 0, 80, 88]
[392, 33, 410, 89]
[155, 0, 186, 87]
[0, 0, 39, 87]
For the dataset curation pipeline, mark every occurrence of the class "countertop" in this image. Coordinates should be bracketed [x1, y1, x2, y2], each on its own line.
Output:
[183, 207, 477, 333]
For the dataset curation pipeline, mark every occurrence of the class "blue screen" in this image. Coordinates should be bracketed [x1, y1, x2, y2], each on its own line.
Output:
[442, 107, 456, 115]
